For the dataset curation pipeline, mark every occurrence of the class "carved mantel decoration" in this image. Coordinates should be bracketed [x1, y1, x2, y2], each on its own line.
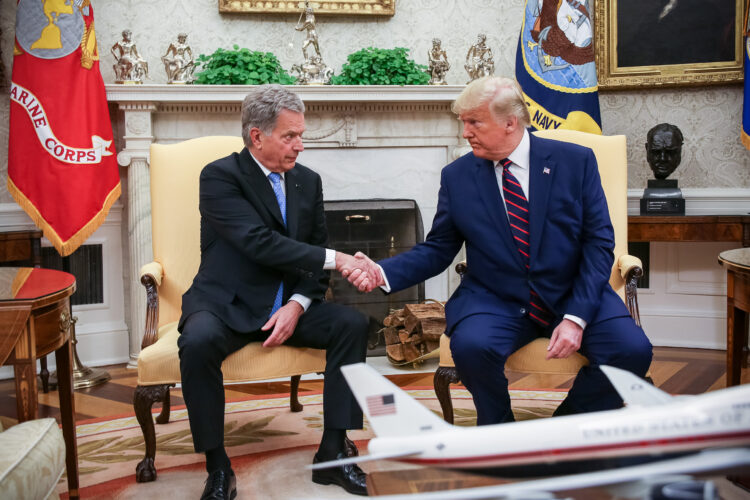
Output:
[218, 0, 394, 16]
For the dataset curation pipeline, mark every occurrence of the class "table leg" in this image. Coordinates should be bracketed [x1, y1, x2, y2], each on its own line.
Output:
[727, 271, 749, 387]
[56, 338, 79, 499]
[13, 325, 38, 422]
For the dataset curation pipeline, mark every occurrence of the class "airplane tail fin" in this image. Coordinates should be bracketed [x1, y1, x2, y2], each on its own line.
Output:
[600, 365, 673, 407]
[341, 363, 452, 438]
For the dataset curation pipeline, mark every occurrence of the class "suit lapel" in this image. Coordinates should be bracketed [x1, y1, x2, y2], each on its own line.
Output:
[285, 167, 300, 239]
[238, 149, 286, 230]
[473, 156, 525, 269]
[528, 134, 554, 264]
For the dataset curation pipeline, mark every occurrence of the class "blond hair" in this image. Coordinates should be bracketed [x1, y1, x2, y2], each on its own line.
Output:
[452, 76, 530, 128]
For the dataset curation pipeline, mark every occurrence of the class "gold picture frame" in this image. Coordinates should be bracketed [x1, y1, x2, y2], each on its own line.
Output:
[219, 0, 394, 16]
[595, 0, 744, 89]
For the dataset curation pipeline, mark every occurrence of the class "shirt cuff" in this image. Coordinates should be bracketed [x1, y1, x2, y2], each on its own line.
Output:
[377, 264, 392, 293]
[323, 248, 336, 270]
[289, 294, 311, 312]
[563, 314, 587, 330]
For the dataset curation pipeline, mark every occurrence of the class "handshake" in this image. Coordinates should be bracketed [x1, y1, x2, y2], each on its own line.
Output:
[335, 251, 384, 293]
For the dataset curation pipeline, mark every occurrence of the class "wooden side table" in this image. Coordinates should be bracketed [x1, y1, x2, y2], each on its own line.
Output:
[718, 248, 750, 387]
[0, 267, 79, 499]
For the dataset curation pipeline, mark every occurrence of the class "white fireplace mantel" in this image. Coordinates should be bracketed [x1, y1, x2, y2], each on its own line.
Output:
[105, 84, 465, 104]
[107, 84, 469, 364]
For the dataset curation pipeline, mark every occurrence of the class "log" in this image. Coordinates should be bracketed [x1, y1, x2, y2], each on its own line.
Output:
[383, 327, 401, 346]
[383, 312, 405, 327]
[401, 340, 422, 362]
[386, 344, 405, 362]
[420, 317, 446, 341]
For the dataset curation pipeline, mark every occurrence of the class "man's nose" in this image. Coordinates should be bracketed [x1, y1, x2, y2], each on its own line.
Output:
[294, 138, 304, 152]
[462, 124, 472, 138]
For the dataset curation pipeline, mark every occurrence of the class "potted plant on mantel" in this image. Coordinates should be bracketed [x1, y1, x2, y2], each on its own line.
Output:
[331, 47, 430, 85]
[193, 45, 296, 85]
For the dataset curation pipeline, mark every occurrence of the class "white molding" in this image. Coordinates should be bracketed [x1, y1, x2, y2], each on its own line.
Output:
[628, 188, 750, 215]
[106, 84, 465, 104]
[664, 245, 726, 296]
[639, 307, 724, 319]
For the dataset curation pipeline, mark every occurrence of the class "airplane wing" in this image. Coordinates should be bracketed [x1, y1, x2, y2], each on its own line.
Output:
[355, 448, 750, 500]
[308, 449, 423, 470]
[600, 365, 673, 407]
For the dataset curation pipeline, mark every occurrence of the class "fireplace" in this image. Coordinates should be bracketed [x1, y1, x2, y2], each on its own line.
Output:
[324, 199, 425, 356]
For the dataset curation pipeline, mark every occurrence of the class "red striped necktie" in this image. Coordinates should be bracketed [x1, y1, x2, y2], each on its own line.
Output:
[500, 158, 553, 327]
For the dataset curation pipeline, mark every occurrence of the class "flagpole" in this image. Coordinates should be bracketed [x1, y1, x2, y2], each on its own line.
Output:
[62, 255, 111, 389]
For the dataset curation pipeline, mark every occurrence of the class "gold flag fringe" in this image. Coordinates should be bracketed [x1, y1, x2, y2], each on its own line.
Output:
[7, 177, 122, 257]
[743, 128, 750, 151]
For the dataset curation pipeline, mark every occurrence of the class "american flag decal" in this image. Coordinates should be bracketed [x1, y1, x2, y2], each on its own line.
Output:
[366, 394, 396, 416]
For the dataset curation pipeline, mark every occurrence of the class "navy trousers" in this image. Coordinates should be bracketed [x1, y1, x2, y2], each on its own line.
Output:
[178, 302, 369, 452]
[449, 313, 653, 426]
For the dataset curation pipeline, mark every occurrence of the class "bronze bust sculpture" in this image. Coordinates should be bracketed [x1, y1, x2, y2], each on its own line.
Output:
[640, 123, 685, 215]
[646, 123, 683, 180]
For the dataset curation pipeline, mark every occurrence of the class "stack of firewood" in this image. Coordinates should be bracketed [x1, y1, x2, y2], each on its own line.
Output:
[383, 302, 445, 364]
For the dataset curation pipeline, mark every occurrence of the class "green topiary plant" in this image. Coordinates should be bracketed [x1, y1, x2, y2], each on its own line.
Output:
[330, 47, 430, 85]
[193, 45, 296, 85]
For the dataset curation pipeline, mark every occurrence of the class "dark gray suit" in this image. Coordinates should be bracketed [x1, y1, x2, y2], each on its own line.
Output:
[178, 148, 367, 452]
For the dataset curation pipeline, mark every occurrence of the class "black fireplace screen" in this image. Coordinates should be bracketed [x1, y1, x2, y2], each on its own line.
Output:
[324, 199, 425, 356]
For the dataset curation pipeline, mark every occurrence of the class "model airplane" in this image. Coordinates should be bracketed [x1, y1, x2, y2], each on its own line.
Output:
[310, 363, 750, 499]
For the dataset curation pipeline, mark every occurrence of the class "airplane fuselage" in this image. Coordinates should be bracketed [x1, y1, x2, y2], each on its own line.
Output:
[367, 384, 750, 475]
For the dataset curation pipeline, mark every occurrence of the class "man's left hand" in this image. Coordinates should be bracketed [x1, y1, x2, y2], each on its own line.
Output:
[546, 319, 583, 360]
[261, 301, 304, 347]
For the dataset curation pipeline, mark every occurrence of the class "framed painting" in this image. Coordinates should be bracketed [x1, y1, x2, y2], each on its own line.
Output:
[218, 0, 395, 16]
[595, 0, 744, 89]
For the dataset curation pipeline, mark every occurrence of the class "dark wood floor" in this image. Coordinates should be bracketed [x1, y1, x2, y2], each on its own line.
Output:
[0, 346, 740, 425]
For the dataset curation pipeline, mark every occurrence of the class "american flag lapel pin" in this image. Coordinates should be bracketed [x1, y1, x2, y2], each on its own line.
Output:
[543, 167, 551, 175]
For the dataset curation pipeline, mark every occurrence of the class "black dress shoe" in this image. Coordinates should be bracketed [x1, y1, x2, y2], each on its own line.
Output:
[312, 452, 368, 496]
[200, 468, 237, 500]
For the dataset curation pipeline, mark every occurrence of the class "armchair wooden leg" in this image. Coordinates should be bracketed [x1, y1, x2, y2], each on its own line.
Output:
[434, 366, 461, 425]
[134, 384, 170, 483]
[154, 385, 174, 425]
[290, 375, 303, 412]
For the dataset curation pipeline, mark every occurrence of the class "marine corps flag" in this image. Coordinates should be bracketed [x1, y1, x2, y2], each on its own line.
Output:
[515, 0, 602, 134]
[9, 0, 120, 256]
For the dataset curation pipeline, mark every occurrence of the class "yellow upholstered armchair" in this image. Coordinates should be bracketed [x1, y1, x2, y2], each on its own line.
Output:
[434, 130, 643, 424]
[133, 137, 326, 482]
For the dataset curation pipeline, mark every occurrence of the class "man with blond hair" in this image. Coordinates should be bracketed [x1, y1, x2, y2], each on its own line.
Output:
[348, 76, 652, 426]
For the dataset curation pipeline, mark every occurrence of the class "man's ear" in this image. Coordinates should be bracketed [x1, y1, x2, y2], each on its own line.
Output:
[249, 127, 263, 149]
[504, 115, 518, 133]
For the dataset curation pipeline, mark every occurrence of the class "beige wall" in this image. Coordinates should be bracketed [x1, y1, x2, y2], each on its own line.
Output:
[1, 0, 748, 198]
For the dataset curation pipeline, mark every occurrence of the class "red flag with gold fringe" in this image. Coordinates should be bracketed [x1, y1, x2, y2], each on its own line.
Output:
[8, 0, 120, 256]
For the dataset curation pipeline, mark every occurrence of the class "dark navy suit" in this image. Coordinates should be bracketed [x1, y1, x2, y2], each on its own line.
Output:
[178, 148, 368, 452]
[380, 134, 652, 425]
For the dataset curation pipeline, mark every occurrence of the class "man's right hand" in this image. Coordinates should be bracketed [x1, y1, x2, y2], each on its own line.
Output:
[335, 251, 384, 292]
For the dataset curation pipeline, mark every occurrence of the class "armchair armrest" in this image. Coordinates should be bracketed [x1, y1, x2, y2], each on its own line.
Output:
[139, 261, 163, 349]
[617, 254, 643, 328]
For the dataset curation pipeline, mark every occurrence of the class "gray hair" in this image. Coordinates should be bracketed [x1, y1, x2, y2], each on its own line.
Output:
[241, 85, 305, 148]
[452, 76, 530, 128]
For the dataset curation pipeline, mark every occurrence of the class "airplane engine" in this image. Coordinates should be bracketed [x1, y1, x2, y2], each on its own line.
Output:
[648, 479, 718, 500]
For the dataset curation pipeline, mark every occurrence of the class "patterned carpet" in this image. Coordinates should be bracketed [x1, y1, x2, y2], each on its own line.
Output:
[58, 387, 566, 499]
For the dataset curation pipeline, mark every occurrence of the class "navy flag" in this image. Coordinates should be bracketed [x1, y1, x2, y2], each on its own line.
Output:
[516, 0, 602, 134]
[743, 1, 750, 149]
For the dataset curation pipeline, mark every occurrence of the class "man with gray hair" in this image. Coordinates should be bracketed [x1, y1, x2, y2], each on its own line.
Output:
[178, 84, 369, 498]
[347, 76, 652, 428]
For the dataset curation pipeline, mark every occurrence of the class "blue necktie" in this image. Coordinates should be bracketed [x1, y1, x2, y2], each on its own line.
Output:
[501, 158, 552, 327]
[269, 172, 286, 316]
